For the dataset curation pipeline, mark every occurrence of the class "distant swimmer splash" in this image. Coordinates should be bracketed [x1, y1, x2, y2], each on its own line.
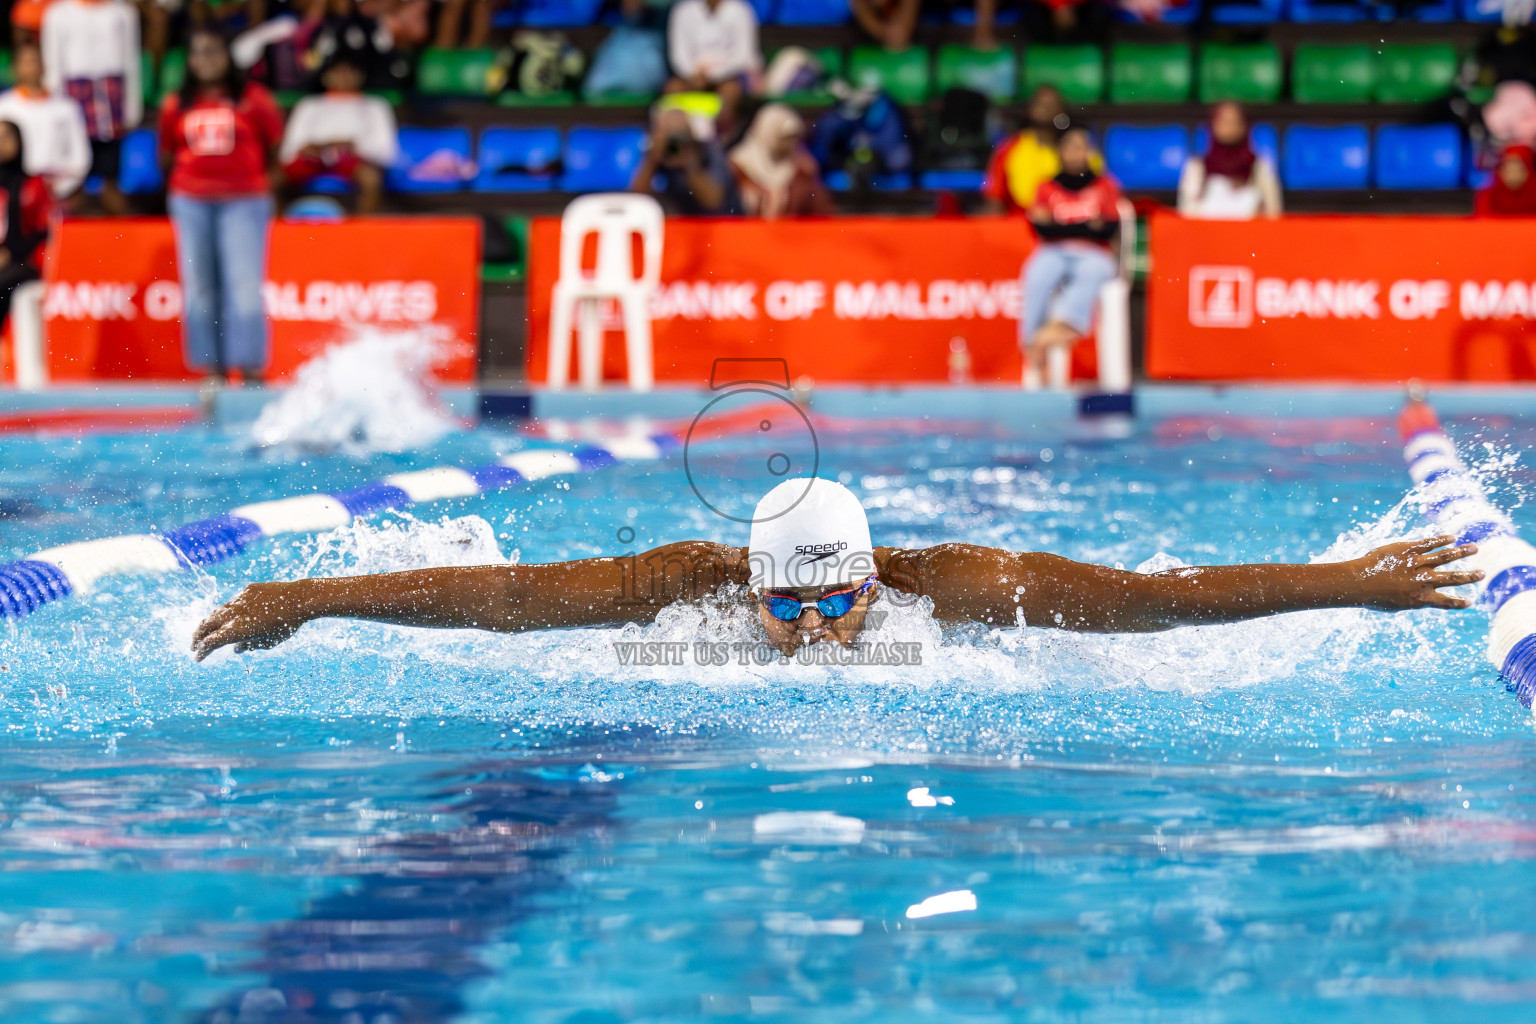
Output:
[192, 477, 1483, 662]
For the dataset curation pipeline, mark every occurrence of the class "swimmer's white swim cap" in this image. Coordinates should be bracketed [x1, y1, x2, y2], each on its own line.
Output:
[747, 478, 874, 590]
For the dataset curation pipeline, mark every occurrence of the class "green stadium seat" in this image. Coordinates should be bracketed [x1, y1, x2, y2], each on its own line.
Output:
[778, 46, 844, 105]
[1291, 44, 1374, 104]
[158, 49, 186, 103]
[848, 46, 931, 105]
[586, 91, 657, 106]
[1198, 42, 1280, 103]
[0, 52, 14, 88]
[934, 44, 1016, 102]
[483, 215, 529, 283]
[497, 90, 575, 106]
[416, 48, 497, 97]
[1022, 44, 1103, 103]
[1109, 43, 1191, 104]
[1373, 43, 1458, 103]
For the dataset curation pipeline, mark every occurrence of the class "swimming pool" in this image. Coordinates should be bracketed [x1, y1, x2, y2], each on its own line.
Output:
[3, 386, 1536, 1023]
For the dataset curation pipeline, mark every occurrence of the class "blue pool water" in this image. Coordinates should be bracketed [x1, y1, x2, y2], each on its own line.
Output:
[2, 394, 1536, 1022]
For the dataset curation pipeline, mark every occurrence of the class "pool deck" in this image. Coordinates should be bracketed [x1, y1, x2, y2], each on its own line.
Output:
[3, 382, 1536, 430]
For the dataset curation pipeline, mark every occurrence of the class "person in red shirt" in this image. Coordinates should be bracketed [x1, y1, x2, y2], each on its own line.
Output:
[159, 27, 284, 385]
[0, 120, 54, 331]
[1020, 126, 1122, 371]
[1476, 145, 1536, 217]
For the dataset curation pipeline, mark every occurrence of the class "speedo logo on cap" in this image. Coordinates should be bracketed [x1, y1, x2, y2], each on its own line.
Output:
[795, 540, 848, 563]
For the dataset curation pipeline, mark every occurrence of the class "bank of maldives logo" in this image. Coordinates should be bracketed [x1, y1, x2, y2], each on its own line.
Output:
[1189, 266, 1253, 328]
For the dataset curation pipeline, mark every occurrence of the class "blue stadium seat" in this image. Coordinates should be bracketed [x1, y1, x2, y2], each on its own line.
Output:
[1461, 0, 1503, 20]
[511, 0, 604, 25]
[308, 174, 352, 194]
[1192, 123, 1279, 167]
[774, 0, 847, 24]
[824, 170, 914, 190]
[1282, 125, 1369, 190]
[476, 127, 562, 192]
[1206, 0, 1281, 24]
[1288, 0, 1370, 19]
[1467, 139, 1493, 190]
[118, 128, 162, 195]
[559, 127, 646, 192]
[387, 127, 473, 193]
[919, 169, 986, 190]
[949, 6, 1021, 25]
[1103, 124, 1189, 190]
[1375, 124, 1462, 189]
[1396, 0, 1456, 21]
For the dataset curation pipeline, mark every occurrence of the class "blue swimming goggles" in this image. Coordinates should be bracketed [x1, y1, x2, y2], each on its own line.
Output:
[760, 576, 877, 622]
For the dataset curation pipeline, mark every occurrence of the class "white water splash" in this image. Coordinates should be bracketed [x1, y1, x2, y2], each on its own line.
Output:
[249, 329, 460, 454]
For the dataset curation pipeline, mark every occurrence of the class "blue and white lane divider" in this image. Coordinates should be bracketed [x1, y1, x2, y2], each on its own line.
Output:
[0, 433, 678, 620]
[1398, 400, 1536, 705]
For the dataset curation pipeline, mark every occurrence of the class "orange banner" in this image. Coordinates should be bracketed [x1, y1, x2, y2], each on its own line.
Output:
[526, 217, 1072, 386]
[38, 217, 481, 382]
[1147, 212, 1536, 382]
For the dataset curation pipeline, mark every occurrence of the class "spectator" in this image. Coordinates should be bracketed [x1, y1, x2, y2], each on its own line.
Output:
[0, 43, 92, 199]
[299, 0, 408, 92]
[1022, 0, 1108, 43]
[1019, 127, 1121, 366]
[983, 86, 1101, 214]
[630, 105, 743, 215]
[42, 0, 141, 215]
[433, 0, 498, 49]
[0, 121, 55, 332]
[1177, 101, 1281, 220]
[279, 52, 396, 213]
[159, 28, 284, 384]
[666, 0, 759, 124]
[851, 0, 998, 53]
[729, 103, 831, 218]
[1478, 81, 1536, 215]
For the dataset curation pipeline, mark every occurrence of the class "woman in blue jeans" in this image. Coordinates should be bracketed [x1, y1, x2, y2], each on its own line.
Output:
[1020, 128, 1123, 373]
[159, 29, 285, 384]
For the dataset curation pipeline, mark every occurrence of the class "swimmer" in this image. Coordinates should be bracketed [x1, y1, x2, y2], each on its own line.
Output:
[192, 478, 1483, 661]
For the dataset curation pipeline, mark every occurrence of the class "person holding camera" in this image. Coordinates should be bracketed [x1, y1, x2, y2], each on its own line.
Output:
[629, 105, 742, 215]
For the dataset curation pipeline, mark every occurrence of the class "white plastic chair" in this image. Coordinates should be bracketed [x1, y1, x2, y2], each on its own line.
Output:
[11, 280, 46, 391]
[547, 193, 664, 392]
[1025, 197, 1136, 393]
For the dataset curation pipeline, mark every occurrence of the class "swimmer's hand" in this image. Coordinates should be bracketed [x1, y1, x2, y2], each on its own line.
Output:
[1349, 535, 1484, 611]
[192, 582, 309, 660]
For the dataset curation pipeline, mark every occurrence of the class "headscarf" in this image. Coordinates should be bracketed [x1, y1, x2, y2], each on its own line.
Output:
[729, 104, 804, 219]
[1202, 102, 1256, 184]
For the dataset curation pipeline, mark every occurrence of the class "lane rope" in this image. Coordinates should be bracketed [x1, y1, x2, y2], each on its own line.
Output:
[0, 431, 680, 620]
[1398, 398, 1536, 705]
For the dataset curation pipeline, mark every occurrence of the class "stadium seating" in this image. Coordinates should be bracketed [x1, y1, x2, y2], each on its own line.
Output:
[935, 44, 1016, 102]
[1021, 44, 1104, 103]
[775, 0, 849, 25]
[510, 0, 605, 26]
[824, 170, 914, 190]
[920, 169, 987, 189]
[1291, 44, 1375, 103]
[848, 46, 932, 105]
[476, 127, 562, 191]
[1373, 43, 1458, 103]
[1198, 42, 1281, 103]
[1288, 0, 1374, 22]
[1282, 124, 1370, 188]
[1207, 0, 1284, 23]
[388, 126, 474, 192]
[558, 126, 646, 191]
[417, 48, 499, 97]
[118, 129, 162, 194]
[1109, 43, 1192, 104]
[1104, 124, 1189, 190]
[1375, 123, 1462, 187]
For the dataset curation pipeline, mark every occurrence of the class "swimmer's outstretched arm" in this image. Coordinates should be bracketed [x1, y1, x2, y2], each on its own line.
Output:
[880, 535, 1483, 633]
[191, 541, 748, 660]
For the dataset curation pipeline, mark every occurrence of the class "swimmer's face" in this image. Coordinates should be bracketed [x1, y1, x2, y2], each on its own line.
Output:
[755, 581, 878, 656]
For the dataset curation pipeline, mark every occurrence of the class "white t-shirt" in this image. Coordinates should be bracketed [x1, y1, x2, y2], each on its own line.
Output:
[667, 0, 759, 83]
[278, 92, 399, 167]
[1176, 155, 1282, 220]
[40, 0, 141, 138]
[0, 87, 92, 197]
